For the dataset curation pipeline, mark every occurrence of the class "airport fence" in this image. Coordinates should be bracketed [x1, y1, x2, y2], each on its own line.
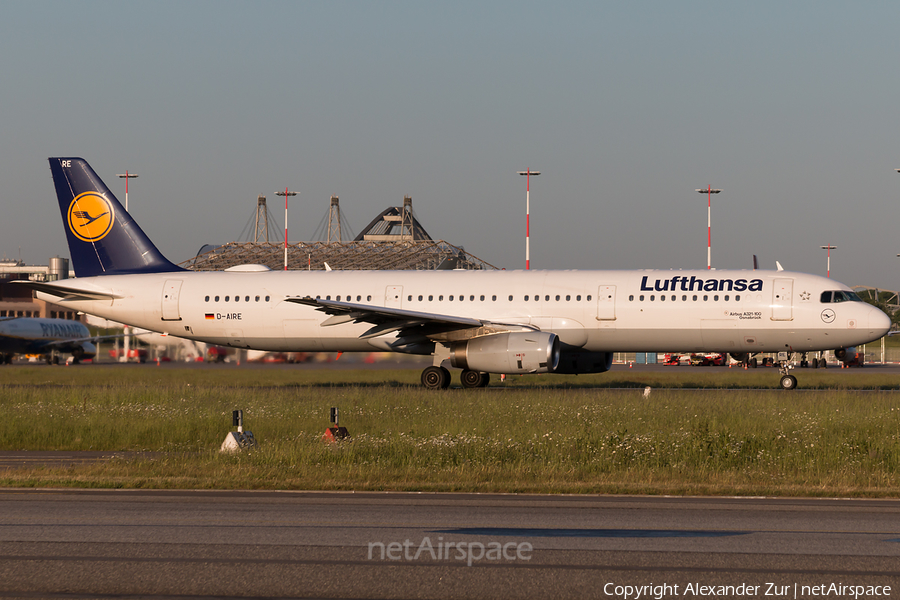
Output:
[615, 341, 900, 366]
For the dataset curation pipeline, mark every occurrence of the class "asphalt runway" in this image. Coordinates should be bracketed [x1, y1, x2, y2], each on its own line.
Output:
[0, 490, 898, 599]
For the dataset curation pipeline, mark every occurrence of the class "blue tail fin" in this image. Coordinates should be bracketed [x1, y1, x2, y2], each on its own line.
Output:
[49, 158, 183, 277]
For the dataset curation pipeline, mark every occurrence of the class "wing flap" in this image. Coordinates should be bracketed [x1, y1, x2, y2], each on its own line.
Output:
[285, 297, 485, 329]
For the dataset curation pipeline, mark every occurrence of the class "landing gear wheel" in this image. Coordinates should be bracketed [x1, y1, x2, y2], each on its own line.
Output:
[477, 373, 490, 388]
[780, 374, 798, 390]
[749, 357, 758, 368]
[818, 358, 827, 368]
[421, 366, 451, 390]
[460, 369, 484, 389]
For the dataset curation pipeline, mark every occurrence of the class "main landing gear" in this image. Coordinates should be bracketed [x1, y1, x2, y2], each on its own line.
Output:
[421, 366, 451, 390]
[420, 366, 491, 390]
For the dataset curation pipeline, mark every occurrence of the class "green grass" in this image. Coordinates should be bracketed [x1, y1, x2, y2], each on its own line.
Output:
[1, 365, 899, 496]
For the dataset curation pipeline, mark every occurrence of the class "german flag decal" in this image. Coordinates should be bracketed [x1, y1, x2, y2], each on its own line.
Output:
[205, 314, 215, 320]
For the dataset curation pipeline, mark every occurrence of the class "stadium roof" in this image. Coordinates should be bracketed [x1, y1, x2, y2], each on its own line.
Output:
[179, 240, 498, 271]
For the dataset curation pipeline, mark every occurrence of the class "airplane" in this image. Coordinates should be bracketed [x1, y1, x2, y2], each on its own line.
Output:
[16, 157, 892, 390]
[0, 316, 97, 364]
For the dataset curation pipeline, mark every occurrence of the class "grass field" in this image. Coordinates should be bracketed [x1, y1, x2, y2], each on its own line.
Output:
[1, 364, 899, 496]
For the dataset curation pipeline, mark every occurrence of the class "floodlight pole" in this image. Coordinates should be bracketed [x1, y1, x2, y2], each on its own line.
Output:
[117, 171, 138, 212]
[695, 186, 722, 270]
[276, 188, 297, 270]
[821, 245, 836, 278]
[517, 170, 541, 270]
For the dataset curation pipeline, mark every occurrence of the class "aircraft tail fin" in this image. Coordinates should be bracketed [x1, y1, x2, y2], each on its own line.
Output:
[48, 158, 183, 277]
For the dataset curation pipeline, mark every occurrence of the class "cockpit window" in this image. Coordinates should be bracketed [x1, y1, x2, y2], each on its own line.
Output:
[821, 290, 862, 303]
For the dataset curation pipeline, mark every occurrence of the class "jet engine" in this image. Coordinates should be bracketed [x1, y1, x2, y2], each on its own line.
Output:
[730, 352, 750, 364]
[449, 332, 560, 374]
[553, 351, 613, 374]
[834, 347, 859, 366]
[72, 342, 97, 362]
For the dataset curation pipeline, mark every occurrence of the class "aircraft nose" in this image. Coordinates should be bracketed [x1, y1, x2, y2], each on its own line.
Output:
[869, 305, 892, 337]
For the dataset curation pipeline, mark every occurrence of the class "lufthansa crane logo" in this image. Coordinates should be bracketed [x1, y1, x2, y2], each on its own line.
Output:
[67, 192, 115, 242]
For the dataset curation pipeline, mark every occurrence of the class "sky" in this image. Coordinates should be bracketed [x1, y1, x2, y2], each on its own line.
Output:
[2, 1, 899, 289]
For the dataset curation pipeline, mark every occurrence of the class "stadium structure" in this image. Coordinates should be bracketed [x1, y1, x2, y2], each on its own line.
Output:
[180, 195, 499, 272]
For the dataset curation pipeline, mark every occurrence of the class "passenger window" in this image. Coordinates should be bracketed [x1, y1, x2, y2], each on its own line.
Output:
[235, 296, 240, 302]
[650, 295, 655, 301]
[450, 295, 454, 301]
[566, 295, 571, 301]
[661, 295, 666, 301]
[682, 295, 687, 301]
[577, 295, 582, 301]
[703, 295, 708, 301]
[225, 296, 230, 302]
[367, 295, 372, 301]
[492, 295, 497, 301]
[480, 295, 485, 301]
[587, 295, 592, 301]
[205, 296, 209, 302]
[255, 296, 260, 302]
[693, 295, 697, 301]
[736, 295, 741, 301]
[555, 295, 560, 301]
[215, 296, 220, 302]
[714, 295, 719, 301]
[545, 295, 550, 301]
[418, 295, 423, 301]
[428, 295, 433, 301]
[266, 296, 270, 302]
[336, 296, 340, 301]
[470, 295, 475, 301]
[525, 295, 529, 301]
[439, 295, 443, 301]
[639, 295, 644, 301]
[724, 295, 730, 301]
[407, 295, 412, 301]
[245, 296, 250, 302]
[509, 295, 513, 301]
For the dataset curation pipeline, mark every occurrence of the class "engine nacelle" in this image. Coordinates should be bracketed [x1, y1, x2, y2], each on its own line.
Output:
[553, 351, 614, 374]
[730, 352, 750, 364]
[449, 332, 560, 374]
[74, 342, 97, 360]
[834, 347, 858, 365]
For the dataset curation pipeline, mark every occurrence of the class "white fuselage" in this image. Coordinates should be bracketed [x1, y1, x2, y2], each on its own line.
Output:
[35, 267, 890, 356]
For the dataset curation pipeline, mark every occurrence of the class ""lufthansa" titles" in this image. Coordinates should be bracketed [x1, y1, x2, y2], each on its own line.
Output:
[640, 276, 763, 293]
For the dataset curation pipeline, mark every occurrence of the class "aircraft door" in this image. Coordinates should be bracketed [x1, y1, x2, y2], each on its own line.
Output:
[161, 279, 183, 321]
[771, 278, 793, 321]
[596, 285, 616, 321]
[385, 285, 403, 309]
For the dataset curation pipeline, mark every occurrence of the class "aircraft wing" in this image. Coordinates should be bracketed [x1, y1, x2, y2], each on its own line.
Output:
[11, 281, 122, 301]
[285, 297, 529, 340]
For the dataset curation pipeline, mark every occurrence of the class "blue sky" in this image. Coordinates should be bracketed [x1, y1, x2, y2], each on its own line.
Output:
[2, 1, 899, 287]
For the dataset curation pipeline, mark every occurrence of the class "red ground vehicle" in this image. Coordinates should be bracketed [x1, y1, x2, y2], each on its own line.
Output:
[690, 353, 725, 366]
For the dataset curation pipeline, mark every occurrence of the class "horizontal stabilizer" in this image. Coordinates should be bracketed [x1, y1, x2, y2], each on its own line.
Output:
[11, 280, 121, 301]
